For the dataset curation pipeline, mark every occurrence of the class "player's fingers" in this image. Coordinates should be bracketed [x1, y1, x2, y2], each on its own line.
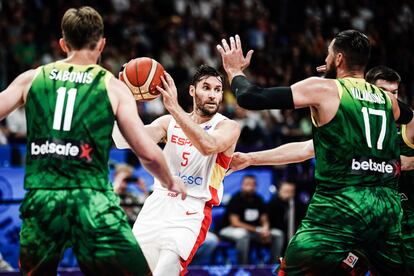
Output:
[235, 34, 241, 50]
[230, 36, 236, 50]
[165, 72, 176, 87]
[245, 50, 254, 65]
[181, 190, 187, 200]
[316, 65, 326, 72]
[156, 85, 166, 95]
[222, 38, 230, 52]
[160, 75, 169, 90]
[216, 45, 226, 56]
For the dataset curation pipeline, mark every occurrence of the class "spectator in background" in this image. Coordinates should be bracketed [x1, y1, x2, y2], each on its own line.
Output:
[5, 106, 26, 165]
[267, 180, 307, 253]
[113, 164, 149, 227]
[219, 175, 283, 264]
[5, 106, 26, 143]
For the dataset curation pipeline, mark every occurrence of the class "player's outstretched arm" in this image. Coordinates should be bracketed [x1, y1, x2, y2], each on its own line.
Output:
[157, 72, 241, 155]
[217, 35, 337, 111]
[108, 77, 186, 199]
[229, 140, 314, 173]
[0, 69, 37, 121]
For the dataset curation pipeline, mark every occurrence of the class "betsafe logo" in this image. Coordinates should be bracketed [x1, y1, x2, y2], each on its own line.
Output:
[351, 156, 400, 177]
[30, 139, 93, 162]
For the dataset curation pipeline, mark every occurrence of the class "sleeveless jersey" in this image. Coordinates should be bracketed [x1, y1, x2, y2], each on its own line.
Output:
[153, 113, 231, 206]
[399, 124, 414, 209]
[313, 78, 400, 190]
[25, 61, 115, 190]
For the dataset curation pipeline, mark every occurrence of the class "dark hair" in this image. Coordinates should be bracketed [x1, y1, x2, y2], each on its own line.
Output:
[61, 6, 104, 50]
[332, 30, 371, 71]
[190, 65, 223, 86]
[242, 174, 256, 182]
[365, 66, 401, 84]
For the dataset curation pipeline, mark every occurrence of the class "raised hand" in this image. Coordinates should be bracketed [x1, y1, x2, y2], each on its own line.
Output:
[216, 35, 254, 81]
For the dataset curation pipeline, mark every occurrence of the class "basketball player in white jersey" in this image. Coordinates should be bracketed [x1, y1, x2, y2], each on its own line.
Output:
[114, 65, 240, 275]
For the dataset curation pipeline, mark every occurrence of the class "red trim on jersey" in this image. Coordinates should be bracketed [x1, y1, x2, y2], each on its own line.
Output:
[179, 204, 212, 275]
[216, 152, 231, 169]
[207, 186, 220, 206]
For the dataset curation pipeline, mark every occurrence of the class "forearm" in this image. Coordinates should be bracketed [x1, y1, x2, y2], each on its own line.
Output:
[231, 220, 258, 233]
[248, 141, 314, 166]
[169, 107, 218, 155]
[401, 156, 414, 171]
[231, 76, 294, 110]
[136, 147, 174, 189]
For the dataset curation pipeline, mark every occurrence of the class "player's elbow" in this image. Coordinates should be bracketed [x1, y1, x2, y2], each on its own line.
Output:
[198, 146, 215, 156]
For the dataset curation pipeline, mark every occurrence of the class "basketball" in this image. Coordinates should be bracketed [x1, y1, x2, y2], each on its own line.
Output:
[120, 57, 165, 101]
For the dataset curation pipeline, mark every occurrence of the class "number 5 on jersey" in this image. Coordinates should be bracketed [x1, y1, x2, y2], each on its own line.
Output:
[53, 87, 78, 131]
[181, 152, 190, 166]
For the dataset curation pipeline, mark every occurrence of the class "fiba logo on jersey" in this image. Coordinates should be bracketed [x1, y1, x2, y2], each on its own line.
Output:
[30, 139, 93, 162]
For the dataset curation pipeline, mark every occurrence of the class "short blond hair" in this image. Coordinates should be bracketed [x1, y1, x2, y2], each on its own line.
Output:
[61, 6, 104, 50]
[115, 164, 134, 176]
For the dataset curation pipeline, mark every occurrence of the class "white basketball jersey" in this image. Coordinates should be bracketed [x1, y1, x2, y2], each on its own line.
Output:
[153, 113, 231, 206]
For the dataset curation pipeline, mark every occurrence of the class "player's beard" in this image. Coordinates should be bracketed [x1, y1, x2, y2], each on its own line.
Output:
[324, 60, 337, 79]
[195, 97, 220, 116]
[198, 104, 219, 116]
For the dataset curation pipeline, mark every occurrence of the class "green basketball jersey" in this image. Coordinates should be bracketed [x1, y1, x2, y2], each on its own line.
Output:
[399, 124, 414, 209]
[313, 78, 400, 190]
[25, 61, 115, 190]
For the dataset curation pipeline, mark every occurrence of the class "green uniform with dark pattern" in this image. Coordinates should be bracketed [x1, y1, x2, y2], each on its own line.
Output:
[19, 61, 149, 276]
[399, 125, 414, 275]
[283, 78, 402, 275]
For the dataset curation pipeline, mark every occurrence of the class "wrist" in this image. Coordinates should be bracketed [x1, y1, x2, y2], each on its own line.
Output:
[228, 71, 245, 83]
[248, 153, 256, 165]
[255, 226, 263, 233]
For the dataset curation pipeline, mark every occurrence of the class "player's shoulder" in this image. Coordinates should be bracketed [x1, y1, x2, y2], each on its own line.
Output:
[216, 114, 240, 132]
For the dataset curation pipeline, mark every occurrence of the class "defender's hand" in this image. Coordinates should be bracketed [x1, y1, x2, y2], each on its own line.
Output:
[228, 152, 252, 174]
[216, 35, 254, 77]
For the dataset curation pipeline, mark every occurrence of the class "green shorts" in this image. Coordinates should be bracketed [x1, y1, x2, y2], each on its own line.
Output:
[19, 189, 149, 276]
[282, 186, 403, 276]
[402, 206, 414, 275]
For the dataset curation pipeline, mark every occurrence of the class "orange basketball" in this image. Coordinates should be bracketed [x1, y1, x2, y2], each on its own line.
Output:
[120, 57, 165, 101]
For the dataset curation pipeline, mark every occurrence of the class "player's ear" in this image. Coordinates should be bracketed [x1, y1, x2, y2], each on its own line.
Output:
[59, 38, 70, 53]
[189, 85, 195, 96]
[335, 52, 343, 67]
[97, 38, 106, 53]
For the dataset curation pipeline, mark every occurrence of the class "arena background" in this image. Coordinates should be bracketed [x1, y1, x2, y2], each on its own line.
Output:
[0, 0, 413, 275]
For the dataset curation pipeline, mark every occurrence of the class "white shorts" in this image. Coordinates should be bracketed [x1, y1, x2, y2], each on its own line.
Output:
[132, 189, 212, 272]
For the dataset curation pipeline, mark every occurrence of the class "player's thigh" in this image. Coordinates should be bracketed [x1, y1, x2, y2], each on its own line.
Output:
[72, 189, 150, 276]
[19, 190, 69, 275]
[284, 224, 354, 275]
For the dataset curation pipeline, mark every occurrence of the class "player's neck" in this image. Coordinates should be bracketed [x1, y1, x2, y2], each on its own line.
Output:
[190, 111, 215, 124]
[337, 68, 364, 79]
[62, 50, 100, 66]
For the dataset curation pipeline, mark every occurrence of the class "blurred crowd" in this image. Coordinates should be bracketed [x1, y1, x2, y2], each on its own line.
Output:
[0, 0, 413, 182]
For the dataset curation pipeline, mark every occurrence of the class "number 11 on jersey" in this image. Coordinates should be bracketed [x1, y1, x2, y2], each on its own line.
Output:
[53, 87, 77, 131]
